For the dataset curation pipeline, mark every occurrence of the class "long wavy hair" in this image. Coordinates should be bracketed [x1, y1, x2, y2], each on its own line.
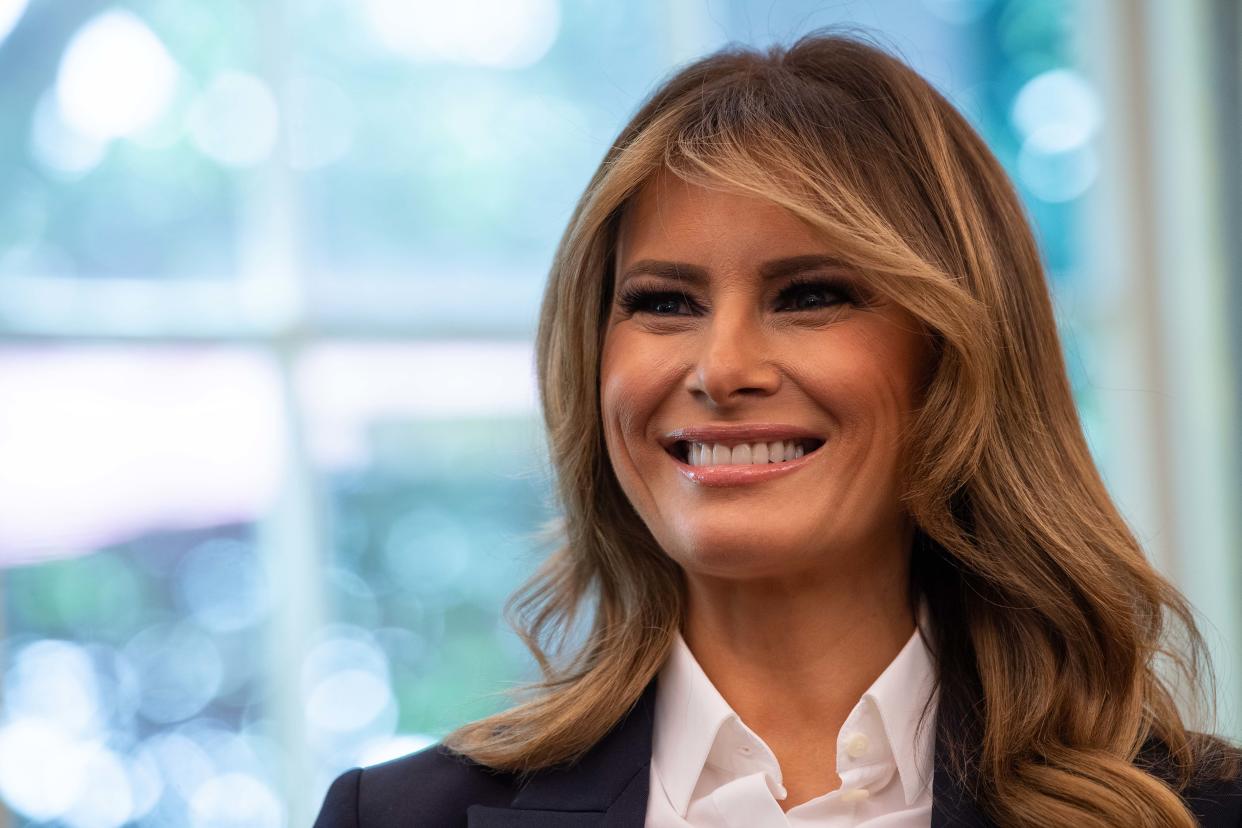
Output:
[441, 29, 1237, 826]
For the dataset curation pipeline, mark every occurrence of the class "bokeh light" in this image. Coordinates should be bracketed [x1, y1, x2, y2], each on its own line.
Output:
[55, 9, 179, 141]
[302, 626, 399, 758]
[358, 0, 561, 68]
[187, 71, 280, 168]
[188, 773, 283, 828]
[125, 622, 224, 724]
[1011, 68, 1101, 153]
[0, 0, 27, 45]
[29, 91, 107, 178]
[60, 745, 132, 828]
[175, 538, 272, 633]
[1017, 139, 1099, 203]
[0, 719, 91, 822]
[4, 640, 103, 736]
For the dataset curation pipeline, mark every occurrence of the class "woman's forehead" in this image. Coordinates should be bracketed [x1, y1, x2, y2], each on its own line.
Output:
[616, 173, 830, 272]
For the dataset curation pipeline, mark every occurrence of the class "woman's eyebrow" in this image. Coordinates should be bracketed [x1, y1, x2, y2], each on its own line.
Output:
[617, 254, 851, 288]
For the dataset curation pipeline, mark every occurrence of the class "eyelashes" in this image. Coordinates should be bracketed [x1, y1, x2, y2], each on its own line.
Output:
[615, 275, 865, 318]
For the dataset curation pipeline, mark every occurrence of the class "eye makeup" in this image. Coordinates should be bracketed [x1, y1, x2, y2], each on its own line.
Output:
[615, 274, 865, 317]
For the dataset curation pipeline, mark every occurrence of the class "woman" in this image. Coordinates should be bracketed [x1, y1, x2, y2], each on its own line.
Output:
[314, 31, 1241, 827]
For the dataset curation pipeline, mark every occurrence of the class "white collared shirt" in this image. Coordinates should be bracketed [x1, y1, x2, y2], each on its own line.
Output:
[645, 623, 937, 827]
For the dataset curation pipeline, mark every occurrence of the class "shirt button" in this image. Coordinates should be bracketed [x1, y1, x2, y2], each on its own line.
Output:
[840, 787, 871, 803]
[843, 732, 869, 758]
[737, 745, 753, 755]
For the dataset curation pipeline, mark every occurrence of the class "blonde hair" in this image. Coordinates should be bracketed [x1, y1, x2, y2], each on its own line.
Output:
[441, 29, 1237, 826]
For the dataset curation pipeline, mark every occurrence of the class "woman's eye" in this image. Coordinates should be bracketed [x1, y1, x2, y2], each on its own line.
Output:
[776, 280, 851, 311]
[647, 295, 687, 315]
[618, 290, 692, 316]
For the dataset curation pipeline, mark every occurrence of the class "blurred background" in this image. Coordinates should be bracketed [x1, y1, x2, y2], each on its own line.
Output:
[0, 0, 1238, 825]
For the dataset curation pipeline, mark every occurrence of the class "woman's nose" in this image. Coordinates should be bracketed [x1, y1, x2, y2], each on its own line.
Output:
[684, 311, 781, 408]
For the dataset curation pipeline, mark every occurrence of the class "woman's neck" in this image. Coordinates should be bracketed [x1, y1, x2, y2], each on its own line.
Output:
[680, 558, 916, 797]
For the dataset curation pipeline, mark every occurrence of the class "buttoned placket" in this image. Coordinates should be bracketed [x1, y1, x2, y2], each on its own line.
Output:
[702, 718, 789, 827]
[699, 701, 902, 828]
[832, 696, 897, 806]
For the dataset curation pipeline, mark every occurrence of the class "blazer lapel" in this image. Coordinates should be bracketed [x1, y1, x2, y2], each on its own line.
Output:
[466, 678, 658, 828]
[930, 758, 992, 826]
[930, 712, 993, 828]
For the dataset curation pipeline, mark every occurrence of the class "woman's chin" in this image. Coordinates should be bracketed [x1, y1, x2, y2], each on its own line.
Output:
[664, 531, 824, 577]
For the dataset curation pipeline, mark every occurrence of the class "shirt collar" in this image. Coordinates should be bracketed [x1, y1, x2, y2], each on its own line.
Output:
[652, 629, 765, 816]
[651, 608, 938, 816]
[861, 609, 938, 806]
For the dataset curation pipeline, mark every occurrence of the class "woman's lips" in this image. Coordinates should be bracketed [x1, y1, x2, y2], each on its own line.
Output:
[666, 441, 824, 487]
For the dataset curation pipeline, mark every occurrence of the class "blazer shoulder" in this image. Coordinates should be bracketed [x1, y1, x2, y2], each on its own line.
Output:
[1181, 745, 1242, 828]
[1141, 735, 1242, 827]
[312, 743, 520, 828]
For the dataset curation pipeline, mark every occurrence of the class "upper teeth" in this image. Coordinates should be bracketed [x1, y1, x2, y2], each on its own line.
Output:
[687, 440, 807, 466]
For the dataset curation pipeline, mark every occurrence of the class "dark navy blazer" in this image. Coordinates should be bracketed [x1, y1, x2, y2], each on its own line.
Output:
[312, 676, 1242, 827]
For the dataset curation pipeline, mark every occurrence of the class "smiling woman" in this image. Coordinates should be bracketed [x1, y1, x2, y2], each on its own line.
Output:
[313, 29, 1242, 828]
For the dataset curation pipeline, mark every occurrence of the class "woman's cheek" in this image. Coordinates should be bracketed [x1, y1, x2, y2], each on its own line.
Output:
[599, 353, 648, 467]
[601, 372, 654, 449]
[603, 335, 678, 426]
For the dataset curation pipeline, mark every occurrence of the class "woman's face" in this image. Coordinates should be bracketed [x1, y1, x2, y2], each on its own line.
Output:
[600, 171, 933, 582]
